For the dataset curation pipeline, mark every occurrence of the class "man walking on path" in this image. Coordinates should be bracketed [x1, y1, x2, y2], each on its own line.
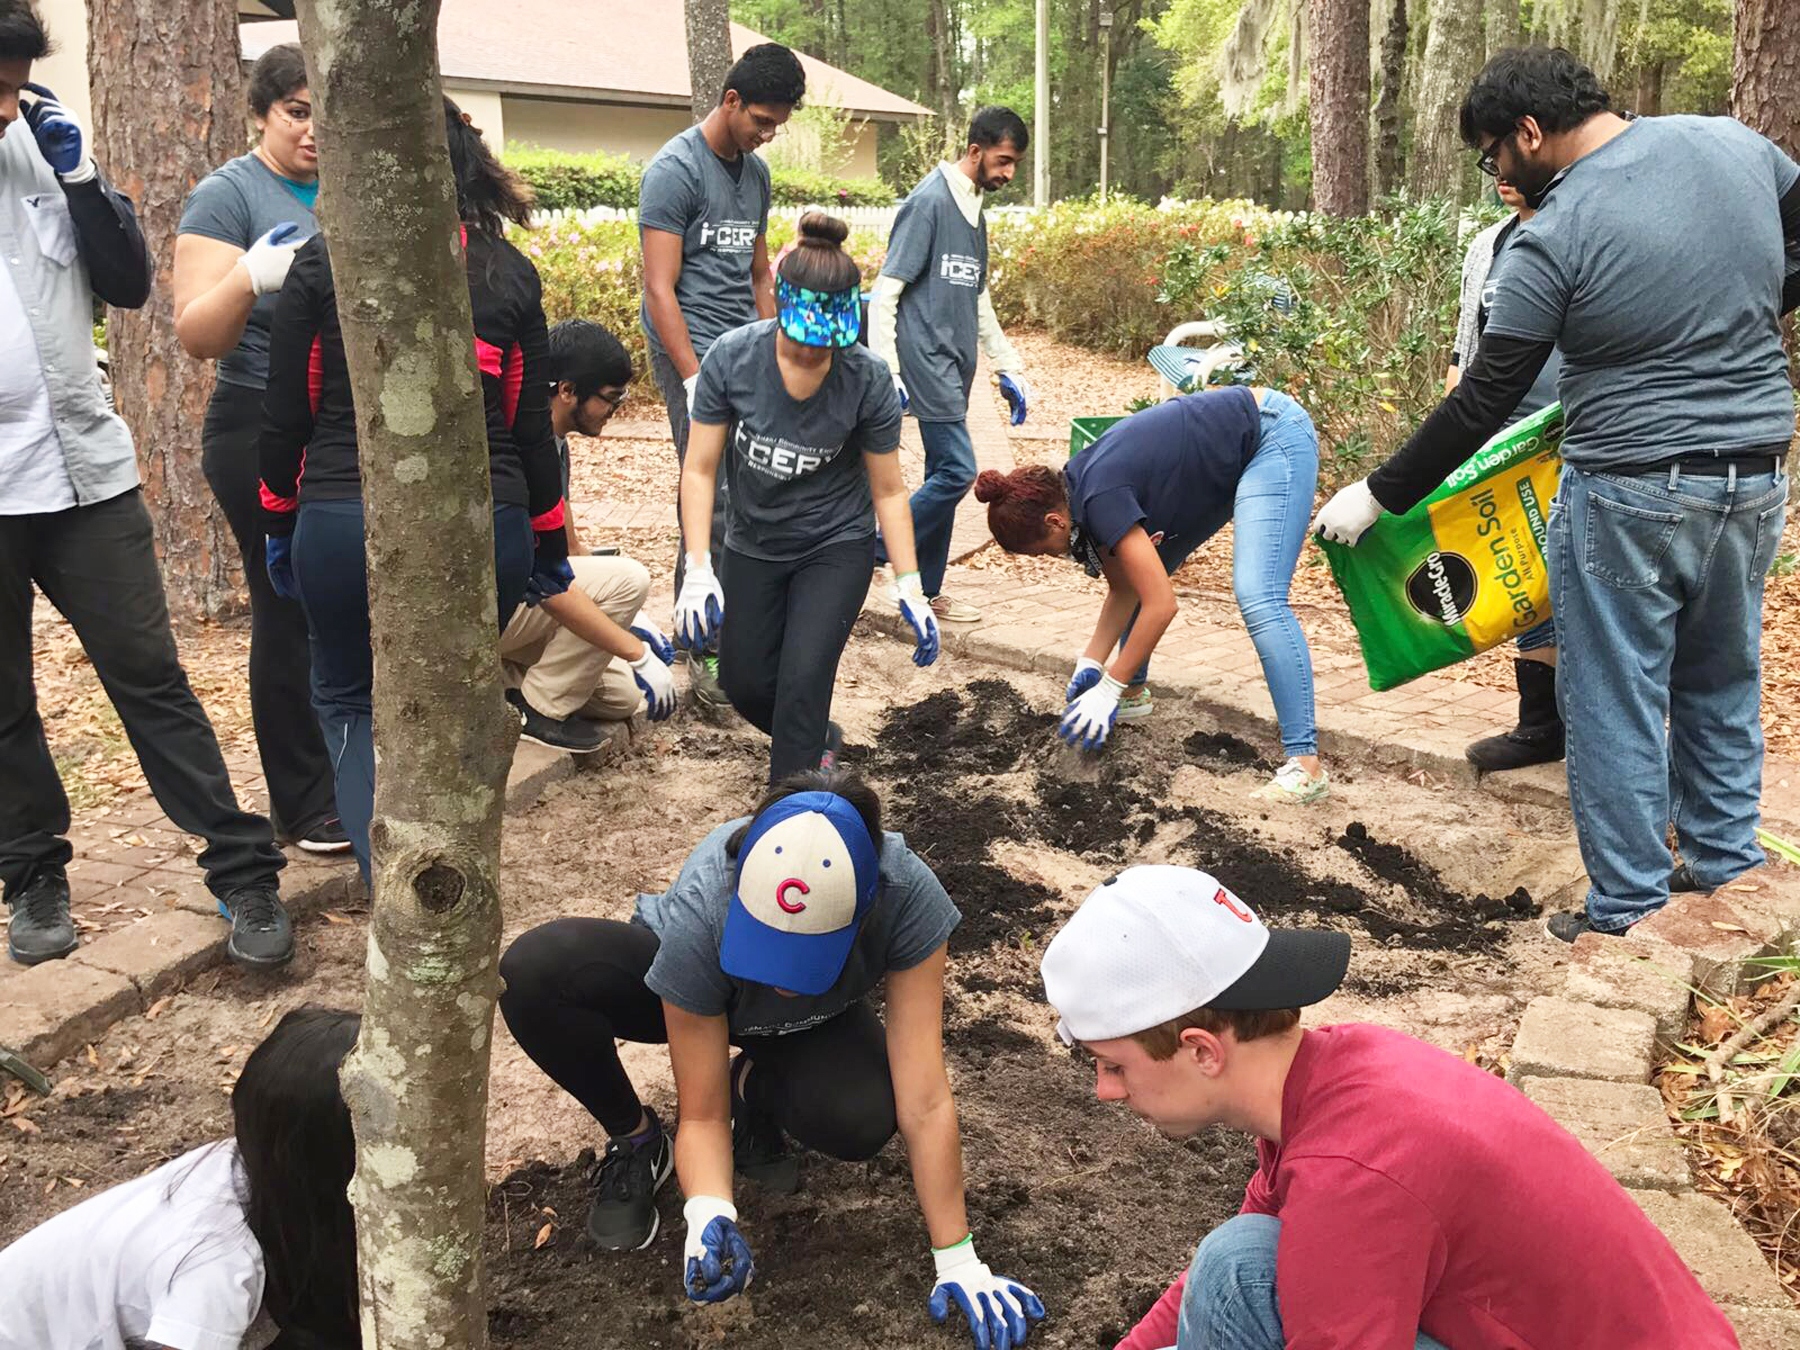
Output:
[1315, 46, 1798, 942]
[0, 1, 292, 970]
[869, 106, 1034, 626]
[639, 42, 804, 710]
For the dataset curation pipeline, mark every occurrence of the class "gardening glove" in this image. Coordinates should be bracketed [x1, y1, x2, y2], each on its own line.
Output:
[1312, 478, 1384, 547]
[929, 1236, 1046, 1350]
[684, 1196, 754, 1305]
[629, 611, 676, 667]
[1065, 656, 1104, 703]
[239, 222, 305, 297]
[523, 557, 574, 608]
[674, 552, 724, 650]
[20, 83, 89, 180]
[630, 646, 678, 722]
[895, 570, 939, 667]
[893, 370, 910, 413]
[264, 534, 299, 602]
[997, 373, 1030, 427]
[1059, 674, 1125, 752]
[682, 372, 699, 418]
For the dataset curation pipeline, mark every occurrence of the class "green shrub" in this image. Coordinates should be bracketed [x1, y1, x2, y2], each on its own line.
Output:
[769, 168, 896, 206]
[507, 144, 642, 212]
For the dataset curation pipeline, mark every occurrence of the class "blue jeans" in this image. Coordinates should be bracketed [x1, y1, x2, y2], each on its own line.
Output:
[292, 499, 532, 879]
[1549, 461, 1789, 930]
[1121, 391, 1321, 758]
[910, 418, 977, 598]
[1178, 1215, 1449, 1350]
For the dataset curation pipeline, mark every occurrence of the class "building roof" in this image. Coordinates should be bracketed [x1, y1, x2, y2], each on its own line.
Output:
[241, 2, 928, 121]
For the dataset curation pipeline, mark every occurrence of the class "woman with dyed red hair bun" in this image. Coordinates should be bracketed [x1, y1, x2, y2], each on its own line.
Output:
[973, 385, 1329, 803]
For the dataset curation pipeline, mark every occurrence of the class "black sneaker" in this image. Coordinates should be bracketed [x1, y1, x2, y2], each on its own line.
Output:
[295, 816, 353, 855]
[1670, 863, 1707, 894]
[1546, 910, 1618, 944]
[217, 885, 294, 968]
[514, 694, 605, 754]
[6, 869, 76, 965]
[585, 1112, 673, 1251]
[732, 1055, 799, 1194]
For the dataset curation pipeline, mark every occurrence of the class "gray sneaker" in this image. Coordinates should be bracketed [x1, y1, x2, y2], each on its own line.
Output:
[6, 869, 76, 965]
[690, 653, 733, 711]
[217, 885, 294, 969]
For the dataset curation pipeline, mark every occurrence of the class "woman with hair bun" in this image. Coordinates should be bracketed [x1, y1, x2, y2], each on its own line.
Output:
[972, 386, 1330, 802]
[673, 211, 939, 781]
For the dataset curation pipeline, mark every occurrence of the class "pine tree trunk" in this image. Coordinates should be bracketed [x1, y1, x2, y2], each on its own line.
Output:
[85, 0, 242, 622]
[1485, 0, 1521, 59]
[1308, 0, 1372, 214]
[1372, 0, 1410, 198]
[291, 3, 515, 1345]
[1733, 0, 1800, 160]
[1634, 60, 1664, 117]
[1410, 0, 1484, 200]
[686, 0, 734, 122]
[929, 0, 959, 134]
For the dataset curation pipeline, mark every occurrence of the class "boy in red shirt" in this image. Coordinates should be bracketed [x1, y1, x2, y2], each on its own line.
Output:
[1040, 865, 1740, 1350]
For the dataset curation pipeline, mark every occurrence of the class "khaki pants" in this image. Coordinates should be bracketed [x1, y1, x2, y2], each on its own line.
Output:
[500, 555, 651, 721]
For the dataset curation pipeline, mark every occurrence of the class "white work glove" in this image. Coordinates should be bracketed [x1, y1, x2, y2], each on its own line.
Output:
[684, 1196, 754, 1304]
[628, 611, 675, 666]
[629, 647, 677, 722]
[928, 1236, 1047, 1350]
[1064, 656, 1104, 703]
[1311, 478, 1385, 547]
[1058, 674, 1125, 751]
[895, 570, 939, 667]
[673, 552, 724, 650]
[239, 222, 304, 297]
[683, 372, 700, 418]
[893, 370, 910, 413]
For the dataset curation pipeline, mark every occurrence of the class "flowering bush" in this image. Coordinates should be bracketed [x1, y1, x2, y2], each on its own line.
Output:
[507, 144, 894, 215]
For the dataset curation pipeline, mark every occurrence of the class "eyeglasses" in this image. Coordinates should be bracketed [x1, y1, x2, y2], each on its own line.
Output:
[1476, 129, 1515, 178]
[595, 389, 628, 412]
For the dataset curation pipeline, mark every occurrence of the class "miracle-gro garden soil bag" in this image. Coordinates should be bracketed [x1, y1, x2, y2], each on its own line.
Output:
[1320, 402, 1564, 692]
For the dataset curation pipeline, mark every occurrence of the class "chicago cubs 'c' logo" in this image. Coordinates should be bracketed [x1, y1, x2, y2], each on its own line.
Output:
[1213, 887, 1255, 923]
[776, 878, 810, 914]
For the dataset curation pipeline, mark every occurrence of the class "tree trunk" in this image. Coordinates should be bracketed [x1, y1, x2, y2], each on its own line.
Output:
[685, 0, 733, 122]
[1372, 0, 1409, 198]
[1733, 0, 1800, 161]
[929, 0, 959, 137]
[1410, 0, 1485, 200]
[86, 0, 242, 623]
[291, 3, 515, 1346]
[1308, 0, 1371, 214]
[1634, 60, 1664, 117]
[1485, 0, 1520, 59]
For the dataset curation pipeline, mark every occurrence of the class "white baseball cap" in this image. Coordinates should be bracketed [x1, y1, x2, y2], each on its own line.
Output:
[1040, 865, 1351, 1044]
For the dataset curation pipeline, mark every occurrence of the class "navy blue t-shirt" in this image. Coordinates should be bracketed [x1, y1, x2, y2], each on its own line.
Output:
[1062, 388, 1262, 559]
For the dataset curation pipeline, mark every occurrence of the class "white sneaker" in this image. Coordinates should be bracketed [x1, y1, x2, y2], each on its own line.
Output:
[1254, 759, 1330, 805]
[1117, 685, 1154, 722]
[929, 593, 982, 624]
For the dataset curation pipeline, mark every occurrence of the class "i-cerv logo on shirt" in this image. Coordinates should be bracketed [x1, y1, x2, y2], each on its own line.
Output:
[735, 423, 842, 480]
[700, 220, 759, 253]
[938, 252, 982, 287]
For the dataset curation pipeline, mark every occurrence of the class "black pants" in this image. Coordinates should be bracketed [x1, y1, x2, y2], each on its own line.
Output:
[0, 490, 284, 901]
[201, 382, 337, 839]
[499, 917, 897, 1159]
[649, 346, 726, 656]
[719, 537, 874, 782]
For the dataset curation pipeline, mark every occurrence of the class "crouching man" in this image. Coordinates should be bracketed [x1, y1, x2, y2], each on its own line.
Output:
[501, 320, 677, 752]
[1040, 865, 1739, 1350]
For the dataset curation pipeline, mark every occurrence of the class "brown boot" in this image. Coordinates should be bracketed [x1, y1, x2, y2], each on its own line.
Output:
[1467, 658, 1564, 773]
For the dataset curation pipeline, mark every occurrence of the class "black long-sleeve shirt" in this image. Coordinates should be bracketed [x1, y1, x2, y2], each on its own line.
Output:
[63, 170, 151, 310]
[257, 229, 562, 536]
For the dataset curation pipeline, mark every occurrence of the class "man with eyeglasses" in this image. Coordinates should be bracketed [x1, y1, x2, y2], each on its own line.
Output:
[497, 320, 678, 754]
[639, 42, 806, 714]
[1316, 45, 1799, 943]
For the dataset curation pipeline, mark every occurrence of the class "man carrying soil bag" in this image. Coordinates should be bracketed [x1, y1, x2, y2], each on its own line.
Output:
[1314, 45, 1798, 943]
[1042, 866, 1741, 1350]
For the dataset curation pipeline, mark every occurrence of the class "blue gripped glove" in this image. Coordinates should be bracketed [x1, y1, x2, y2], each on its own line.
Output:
[264, 535, 298, 602]
[523, 557, 574, 608]
[895, 570, 940, 667]
[21, 83, 86, 179]
[997, 373, 1030, 427]
[683, 1196, 754, 1305]
[629, 611, 676, 667]
[1064, 656, 1104, 703]
[674, 552, 724, 650]
[1058, 673, 1125, 751]
[929, 1236, 1046, 1350]
[893, 370, 910, 414]
[630, 645, 677, 722]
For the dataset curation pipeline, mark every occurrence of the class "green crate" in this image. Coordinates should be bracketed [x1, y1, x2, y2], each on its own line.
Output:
[1069, 415, 1125, 457]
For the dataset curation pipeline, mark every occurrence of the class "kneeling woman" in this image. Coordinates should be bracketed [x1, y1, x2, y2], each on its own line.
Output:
[973, 387, 1329, 803]
[673, 212, 939, 781]
[0, 1007, 360, 1350]
[499, 768, 1043, 1348]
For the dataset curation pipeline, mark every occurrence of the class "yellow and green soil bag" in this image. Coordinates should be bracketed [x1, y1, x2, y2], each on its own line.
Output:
[1320, 402, 1564, 691]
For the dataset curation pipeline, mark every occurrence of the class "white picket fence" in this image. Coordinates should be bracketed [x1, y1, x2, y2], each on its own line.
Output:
[529, 202, 1043, 232]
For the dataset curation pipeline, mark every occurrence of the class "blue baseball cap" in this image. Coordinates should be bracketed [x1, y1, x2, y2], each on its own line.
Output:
[720, 791, 881, 995]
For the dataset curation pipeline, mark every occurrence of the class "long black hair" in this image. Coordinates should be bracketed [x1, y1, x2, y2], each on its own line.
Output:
[443, 96, 533, 237]
[726, 767, 883, 858]
[234, 1005, 362, 1348]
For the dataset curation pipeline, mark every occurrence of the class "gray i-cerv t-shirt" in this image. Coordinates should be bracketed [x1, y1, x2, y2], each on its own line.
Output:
[1483, 115, 1800, 469]
[177, 153, 319, 390]
[692, 319, 903, 562]
[637, 820, 961, 1038]
[637, 126, 772, 360]
[882, 169, 988, 423]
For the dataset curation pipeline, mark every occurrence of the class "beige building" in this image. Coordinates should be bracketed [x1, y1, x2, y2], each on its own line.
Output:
[35, 0, 927, 178]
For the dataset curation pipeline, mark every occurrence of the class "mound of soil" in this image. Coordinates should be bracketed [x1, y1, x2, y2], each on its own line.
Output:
[1182, 729, 1280, 774]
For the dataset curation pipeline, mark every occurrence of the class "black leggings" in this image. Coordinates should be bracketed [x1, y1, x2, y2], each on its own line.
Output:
[718, 536, 875, 783]
[498, 917, 897, 1160]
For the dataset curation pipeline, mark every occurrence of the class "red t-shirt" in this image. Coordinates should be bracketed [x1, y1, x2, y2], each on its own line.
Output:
[1117, 1024, 1737, 1350]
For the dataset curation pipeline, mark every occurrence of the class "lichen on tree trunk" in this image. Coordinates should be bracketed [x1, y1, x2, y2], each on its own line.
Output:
[292, 2, 517, 1346]
[686, 0, 734, 122]
[1409, 0, 1485, 202]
